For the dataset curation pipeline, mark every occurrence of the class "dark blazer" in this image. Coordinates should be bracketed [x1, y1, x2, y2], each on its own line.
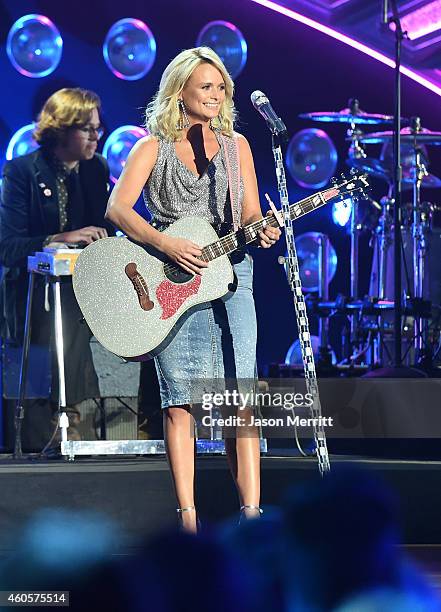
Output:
[0, 148, 111, 268]
[0, 148, 112, 341]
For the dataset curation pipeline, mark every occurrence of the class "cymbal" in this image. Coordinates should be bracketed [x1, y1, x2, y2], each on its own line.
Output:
[359, 127, 441, 145]
[300, 107, 396, 125]
[348, 157, 441, 189]
[348, 157, 389, 181]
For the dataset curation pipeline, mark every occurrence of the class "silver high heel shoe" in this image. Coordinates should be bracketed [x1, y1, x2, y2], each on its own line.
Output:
[176, 506, 201, 532]
[239, 504, 263, 524]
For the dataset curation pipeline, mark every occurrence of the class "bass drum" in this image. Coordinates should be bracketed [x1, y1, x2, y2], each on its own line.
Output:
[369, 227, 413, 300]
[369, 228, 441, 307]
[368, 227, 441, 367]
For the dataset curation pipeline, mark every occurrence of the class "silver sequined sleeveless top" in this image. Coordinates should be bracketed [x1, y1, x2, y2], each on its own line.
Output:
[143, 136, 243, 231]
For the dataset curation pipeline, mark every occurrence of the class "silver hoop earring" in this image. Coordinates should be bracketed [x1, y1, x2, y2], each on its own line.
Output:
[177, 99, 190, 130]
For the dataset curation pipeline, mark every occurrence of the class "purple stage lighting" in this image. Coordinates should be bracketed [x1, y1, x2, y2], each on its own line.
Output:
[102, 125, 148, 183]
[196, 21, 247, 79]
[286, 129, 337, 189]
[6, 124, 38, 160]
[7, 14, 63, 78]
[103, 18, 156, 81]
[394, 1, 441, 40]
[251, 0, 441, 97]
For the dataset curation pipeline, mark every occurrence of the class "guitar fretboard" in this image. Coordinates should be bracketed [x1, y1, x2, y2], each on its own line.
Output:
[200, 187, 340, 262]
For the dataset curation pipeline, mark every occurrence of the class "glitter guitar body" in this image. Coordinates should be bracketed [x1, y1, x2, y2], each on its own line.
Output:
[73, 175, 368, 360]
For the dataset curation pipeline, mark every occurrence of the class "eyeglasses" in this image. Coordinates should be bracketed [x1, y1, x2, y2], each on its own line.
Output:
[75, 124, 104, 140]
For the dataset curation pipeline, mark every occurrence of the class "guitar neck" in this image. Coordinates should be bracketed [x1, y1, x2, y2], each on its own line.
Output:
[200, 186, 340, 262]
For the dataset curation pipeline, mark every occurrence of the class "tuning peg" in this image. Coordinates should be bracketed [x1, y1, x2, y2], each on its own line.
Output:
[350, 167, 357, 175]
[341, 173, 346, 180]
[331, 176, 337, 185]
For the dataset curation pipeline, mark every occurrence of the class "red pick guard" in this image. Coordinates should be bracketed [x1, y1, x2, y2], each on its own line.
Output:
[156, 276, 202, 320]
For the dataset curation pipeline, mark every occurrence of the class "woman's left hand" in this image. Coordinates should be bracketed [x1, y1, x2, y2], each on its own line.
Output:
[257, 212, 282, 248]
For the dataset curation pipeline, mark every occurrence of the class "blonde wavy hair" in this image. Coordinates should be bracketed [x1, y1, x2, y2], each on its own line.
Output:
[34, 88, 101, 148]
[145, 47, 236, 141]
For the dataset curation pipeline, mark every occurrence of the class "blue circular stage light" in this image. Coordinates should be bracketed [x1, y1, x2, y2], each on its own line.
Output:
[6, 124, 38, 160]
[285, 231, 337, 293]
[286, 129, 338, 189]
[196, 21, 247, 79]
[332, 198, 353, 227]
[102, 125, 148, 183]
[6, 14, 63, 78]
[103, 18, 156, 80]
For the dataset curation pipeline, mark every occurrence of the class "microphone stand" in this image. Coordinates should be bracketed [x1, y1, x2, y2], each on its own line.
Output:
[269, 128, 331, 475]
[388, 0, 406, 367]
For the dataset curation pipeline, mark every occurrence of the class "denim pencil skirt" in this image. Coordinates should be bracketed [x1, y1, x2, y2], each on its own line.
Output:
[153, 252, 257, 409]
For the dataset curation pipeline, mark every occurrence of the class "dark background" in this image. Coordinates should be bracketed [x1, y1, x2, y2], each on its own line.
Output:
[1, 0, 441, 370]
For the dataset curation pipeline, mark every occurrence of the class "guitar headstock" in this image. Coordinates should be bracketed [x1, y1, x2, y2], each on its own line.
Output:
[323, 172, 370, 203]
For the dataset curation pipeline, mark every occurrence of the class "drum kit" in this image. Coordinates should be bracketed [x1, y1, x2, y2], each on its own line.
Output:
[299, 99, 441, 368]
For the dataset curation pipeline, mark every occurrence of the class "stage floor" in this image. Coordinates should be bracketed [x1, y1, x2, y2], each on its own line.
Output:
[0, 453, 440, 553]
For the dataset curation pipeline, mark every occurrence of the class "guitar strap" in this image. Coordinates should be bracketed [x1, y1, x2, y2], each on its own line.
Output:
[220, 133, 241, 232]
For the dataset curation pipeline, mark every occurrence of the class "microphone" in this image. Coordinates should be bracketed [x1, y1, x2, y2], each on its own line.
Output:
[250, 90, 287, 136]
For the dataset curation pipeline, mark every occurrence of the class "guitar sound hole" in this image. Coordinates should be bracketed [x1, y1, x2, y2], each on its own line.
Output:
[164, 262, 194, 284]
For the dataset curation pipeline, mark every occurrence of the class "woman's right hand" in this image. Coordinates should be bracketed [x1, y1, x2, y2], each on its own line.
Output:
[160, 235, 209, 275]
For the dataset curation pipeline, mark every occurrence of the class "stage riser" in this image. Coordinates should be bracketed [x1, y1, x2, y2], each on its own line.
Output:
[0, 457, 439, 552]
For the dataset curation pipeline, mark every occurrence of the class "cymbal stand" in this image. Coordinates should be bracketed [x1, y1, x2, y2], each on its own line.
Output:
[377, 195, 393, 301]
[347, 120, 366, 353]
[318, 234, 333, 364]
[347, 123, 366, 162]
[387, 0, 406, 367]
[411, 121, 429, 361]
[372, 195, 393, 364]
[350, 199, 360, 341]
